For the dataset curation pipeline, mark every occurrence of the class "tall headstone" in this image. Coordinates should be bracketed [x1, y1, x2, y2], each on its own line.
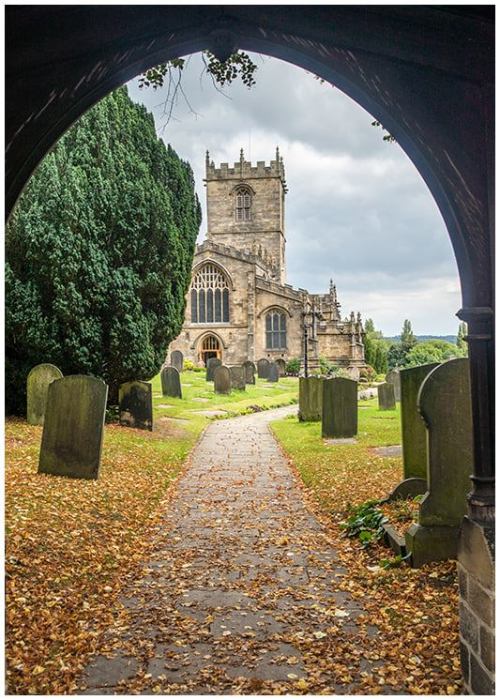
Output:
[257, 358, 270, 379]
[243, 361, 256, 385]
[386, 369, 401, 401]
[26, 363, 63, 426]
[298, 377, 323, 422]
[322, 377, 358, 438]
[119, 381, 153, 431]
[214, 365, 231, 395]
[229, 366, 246, 390]
[170, 350, 184, 373]
[268, 362, 279, 383]
[275, 358, 286, 377]
[206, 357, 222, 381]
[405, 359, 473, 567]
[378, 382, 396, 410]
[38, 375, 108, 480]
[163, 366, 182, 398]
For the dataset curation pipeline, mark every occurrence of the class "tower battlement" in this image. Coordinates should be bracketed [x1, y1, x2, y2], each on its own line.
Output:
[206, 148, 287, 189]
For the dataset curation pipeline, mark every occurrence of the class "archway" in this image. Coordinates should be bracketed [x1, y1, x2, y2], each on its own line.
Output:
[199, 334, 222, 366]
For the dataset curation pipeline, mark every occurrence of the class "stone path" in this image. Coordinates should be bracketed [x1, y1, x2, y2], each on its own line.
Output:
[79, 406, 381, 695]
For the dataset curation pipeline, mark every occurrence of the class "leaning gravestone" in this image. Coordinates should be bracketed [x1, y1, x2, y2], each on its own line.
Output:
[170, 350, 184, 373]
[268, 362, 279, 383]
[214, 365, 231, 395]
[27, 363, 63, 426]
[257, 358, 270, 379]
[378, 382, 396, 410]
[405, 358, 473, 567]
[388, 362, 440, 500]
[38, 375, 107, 480]
[275, 358, 286, 377]
[243, 361, 256, 385]
[298, 377, 323, 421]
[386, 369, 401, 401]
[206, 357, 222, 381]
[322, 377, 358, 438]
[119, 381, 153, 431]
[229, 366, 246, 390]
[163, 366, 182, 398]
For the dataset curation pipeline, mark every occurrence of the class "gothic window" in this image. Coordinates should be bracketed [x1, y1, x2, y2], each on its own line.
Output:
[235, 186, 252, 222]
[266, 310, 287, 349]
[191, 263, 230, 323]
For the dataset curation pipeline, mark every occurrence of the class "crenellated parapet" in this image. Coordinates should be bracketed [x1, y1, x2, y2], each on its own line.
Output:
[206, 147, 287, 190]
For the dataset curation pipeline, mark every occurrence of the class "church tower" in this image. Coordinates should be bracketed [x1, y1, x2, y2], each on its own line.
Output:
[205, 148, 288, 284]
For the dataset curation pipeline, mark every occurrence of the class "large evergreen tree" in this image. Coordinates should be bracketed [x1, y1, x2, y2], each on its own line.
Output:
[6, 86, 201, 413]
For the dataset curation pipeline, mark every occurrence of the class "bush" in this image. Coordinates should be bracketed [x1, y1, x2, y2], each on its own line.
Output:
[183, 359, 204, 372]
[286, 357, 301, 376]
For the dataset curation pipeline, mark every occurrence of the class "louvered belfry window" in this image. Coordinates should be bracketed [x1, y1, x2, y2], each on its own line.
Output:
[266, 311, 287, 349]
[191, 263, 230, 323]
[235, 186, 252, 222]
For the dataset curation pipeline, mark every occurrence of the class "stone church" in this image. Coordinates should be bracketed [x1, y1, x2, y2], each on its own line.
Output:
[168, 149, 365, 372]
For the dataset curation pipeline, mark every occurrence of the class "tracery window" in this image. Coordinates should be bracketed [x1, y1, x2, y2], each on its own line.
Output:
[190, 263, 230, 324]
[266, 310, 287, 349]
[235, 186, 252, 222]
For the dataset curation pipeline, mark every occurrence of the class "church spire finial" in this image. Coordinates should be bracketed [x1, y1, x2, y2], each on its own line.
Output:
[240, 147, 244, 163]
[205, 150, 210, 169]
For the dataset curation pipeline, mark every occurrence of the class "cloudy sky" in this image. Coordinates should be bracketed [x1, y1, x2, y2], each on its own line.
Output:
[128, 52, 462, 336]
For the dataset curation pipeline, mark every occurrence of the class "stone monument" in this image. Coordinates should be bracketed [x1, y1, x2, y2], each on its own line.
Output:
[298, 377, 323, 422]
[275, 358, 286, 377]
[386, 369, 401, 401]
[378, 382, 396, 410]
[243, 360, 256, 384]
[170, 350, 184, 373]
[214, 365, 231, 394]
[229, 365, 246, 390]
[26, 363, 63, 426]
[322, 377, 358, 438]
[206, 357, 222, 381]
[268, 362, 279, 382]
[257, 358, 270, 379]
[119, 380, 153, 431]
[162, 366, 182, 398]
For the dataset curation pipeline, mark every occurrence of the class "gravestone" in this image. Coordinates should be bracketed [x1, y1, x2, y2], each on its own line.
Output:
[322, 377, 358, 438]
[268, 362, 279, 383]
[298, 377, 323, 421]
[229, 366, 246, 390]
[386, 369, 401, 401]
[275, 358, 286, 377]
[346, 366, 360, 381]
[26, 363, 63, 426]
[206, 357, 222, 381]
[243, 361, 256, 385]
[405, 358, 473, 567]
[170, 350, 184, 373]
[388, 362, 440, 500]
[163, 366, 182, 398]
[257, 358, 270, 379]
[38, 375, 107, 480]
[214, 365, 231, 394]
[378, 382, 396, 410]
[119, 381, 153, 431]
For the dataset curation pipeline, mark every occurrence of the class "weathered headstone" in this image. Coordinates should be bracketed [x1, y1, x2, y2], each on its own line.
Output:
[38, 375, 108, 480]
[386, 369, 401, 401]
[243, 360, 256, 385]
[206, 357, 222, 381]
[275, 358, 286, 377]
[170, 350, 184, 373]
[163, 366, 182, 398]
[405, 358, 473, 566]
[268, 362, 279, 383]
[346, 365, 360, 381]
[378, 382, 396, 410]
[119, 381, 153, 431]
[26, 363, 63, 426]
[257, 358, 270, 379]
[214, 365, 231, 394]
[322, 377, 358, 438]
[229, 366, 246, 390]
[298, 377, 323, 421]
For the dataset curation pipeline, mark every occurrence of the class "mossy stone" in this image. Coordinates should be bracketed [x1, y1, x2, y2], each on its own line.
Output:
[206, 357, 222, 381]
[214, 365, 231, 394]
[163, 367, 182, 398]
[257, 358, 270, 379]
[229, 366, 246, 390]
[268, 362, 279, 382]
[119, 380, 153, 431]
[322, 377, 358, 438]
[378, 382, 396, 410]
[243, 361, 256, 384]
[27, 363, 63, 426]
[170, 350, 184, 372]
[298, 377, 323, 421]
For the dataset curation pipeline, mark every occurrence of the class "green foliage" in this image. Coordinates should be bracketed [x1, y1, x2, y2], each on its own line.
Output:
[363, 318, 389, 374]
[183, 359, 204, 372]
[457, 322, 468, 354]
[400, 319, 417, 349]
[6, 86, 201, 414]
[318, 357, 350, 378]
[379, 553, 410, 569]
[405, 340, 465, 367]
[286, 357, 301, 376]
[341, 499, 387, 548]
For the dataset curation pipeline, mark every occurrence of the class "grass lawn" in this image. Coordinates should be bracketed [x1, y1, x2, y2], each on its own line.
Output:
[5, 370, 298, 694]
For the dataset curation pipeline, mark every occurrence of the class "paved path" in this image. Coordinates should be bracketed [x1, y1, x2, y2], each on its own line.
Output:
[80, 406, 378, 695]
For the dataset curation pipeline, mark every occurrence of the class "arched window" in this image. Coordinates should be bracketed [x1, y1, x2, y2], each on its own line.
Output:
[191, 263, 230, 323]
[235, 186, 252, 222]
[266, 310, 287, 349]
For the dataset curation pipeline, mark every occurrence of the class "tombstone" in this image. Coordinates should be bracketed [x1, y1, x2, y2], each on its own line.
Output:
[162, 366, 182, 398]
[38, 375, 107, 480]
[119, 381, 153, 431]
[388, 362, 440, 500]
[170, 350, 184, 373]
[298, 377, 323, 421]
[257, 358, 270, 379]
[275, 358, 286, 377]
[26, 363, 63, 425]
[206, 357, 222, 381]
[322, 377, 358, 438]
[229, 365, 246, 390]
[267, 361, 280, 383]
[405, 359, 473, 567]
[386, 369, 401, 401]
[214, 365, 231, 395]
[243, 360, 256, 385]
[346, 365, 360, 381]
[378, 382, 396, 410]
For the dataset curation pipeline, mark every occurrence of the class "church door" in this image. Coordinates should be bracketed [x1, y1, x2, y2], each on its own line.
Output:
[200, 335, 222, 366]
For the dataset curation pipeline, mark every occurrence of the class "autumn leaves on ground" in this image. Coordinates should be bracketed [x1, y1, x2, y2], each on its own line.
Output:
[5, 373, 460, 694]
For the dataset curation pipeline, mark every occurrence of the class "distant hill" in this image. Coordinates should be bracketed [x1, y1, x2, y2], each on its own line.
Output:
[383, 335, 457, 344]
